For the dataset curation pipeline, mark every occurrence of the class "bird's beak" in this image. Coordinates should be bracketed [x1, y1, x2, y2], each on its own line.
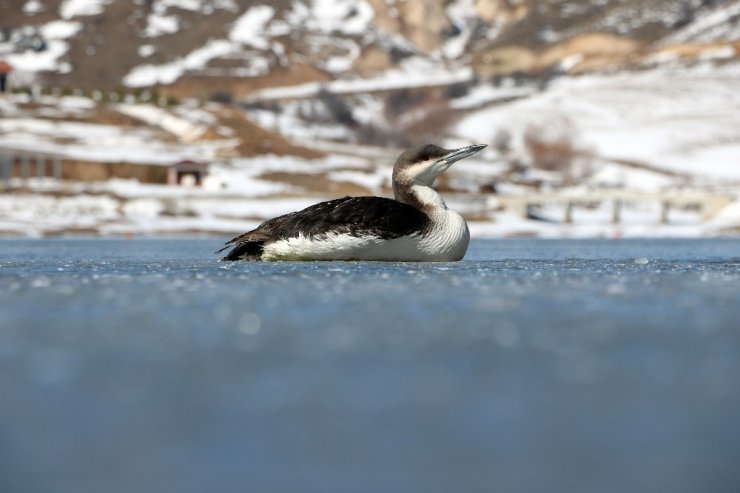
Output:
[440, 144, 487, 166]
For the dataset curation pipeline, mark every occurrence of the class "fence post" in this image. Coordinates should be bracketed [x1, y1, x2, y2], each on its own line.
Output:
[36, 154, 45, 179]
[611, 199, 622, 224]
[660, 202, 670, 224]
[564, 202, 574, 224]
[0, 154, 8, 181]
[53, 156, 62, 180]
[21, 154, 30, 182]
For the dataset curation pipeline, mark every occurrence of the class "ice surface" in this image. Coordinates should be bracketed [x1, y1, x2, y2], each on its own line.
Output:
[0, 238, 739, 493]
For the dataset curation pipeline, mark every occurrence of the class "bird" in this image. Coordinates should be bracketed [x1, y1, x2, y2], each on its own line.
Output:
[217, 143, 487, 261]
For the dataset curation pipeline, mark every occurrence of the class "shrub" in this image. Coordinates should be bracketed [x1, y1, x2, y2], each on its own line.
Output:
[444, 82, 470, 99]
[397, 98, 461, 145]
[209, 91, 233, 105]
[492, 129, 512, 156]
[317, 88, 357, 128]
[523, 116, 595, 185]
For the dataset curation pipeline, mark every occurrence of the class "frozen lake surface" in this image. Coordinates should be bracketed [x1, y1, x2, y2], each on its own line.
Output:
[1, 238, 739, 493]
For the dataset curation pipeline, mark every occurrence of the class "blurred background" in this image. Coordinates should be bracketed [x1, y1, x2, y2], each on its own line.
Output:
[0, 0, 739, 237]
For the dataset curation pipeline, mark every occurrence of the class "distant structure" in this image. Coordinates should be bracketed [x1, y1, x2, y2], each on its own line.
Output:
[168, 160, 209, 187]
[0, 61, 13, 93]
[0, 150, 210, 187]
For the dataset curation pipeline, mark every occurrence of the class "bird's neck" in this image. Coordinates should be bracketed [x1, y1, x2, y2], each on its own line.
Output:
[393, 181, 447, 213]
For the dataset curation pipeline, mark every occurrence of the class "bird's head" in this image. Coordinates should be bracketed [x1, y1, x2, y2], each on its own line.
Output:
[392, 143, 487, 188]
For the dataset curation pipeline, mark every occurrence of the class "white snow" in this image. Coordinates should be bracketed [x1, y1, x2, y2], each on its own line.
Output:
[661, 2, 740, 45]
[328, 170, 386, 191]
[707, 199, 740, 233]
[0, 118, 230, 165]
[248, 68, 474, 100]
[40, 20, 82, 39]
[229, 5, 275, 49]
[123, 39, 236, 87]
[442, 0, 476, 59]
[305, 0, 375, 35]
[5, 40, 71, 73]
[116, 104, 207, 142]
[455, 67, 740, 181]
[3, 20, 80, 74]
[319, 38, 361, 73]
[597, 2, 690, 35]
[449, 84, 537, 110]
[59, 0, 111, 19]
[153, 0, 238, 15]
[58, 95, 96, 110]
[698, 45, 737, 61]
[144, 14, 180, 37]
[23, 0, 45, 14]
[0, 194, 120, 234]
[138, 44, 156, 58]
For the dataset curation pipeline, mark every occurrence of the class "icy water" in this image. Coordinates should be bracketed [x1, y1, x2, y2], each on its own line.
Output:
[1, 238, 739, 493]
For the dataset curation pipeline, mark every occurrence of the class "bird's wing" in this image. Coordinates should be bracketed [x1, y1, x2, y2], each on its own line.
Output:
[217, 196, 429, 253]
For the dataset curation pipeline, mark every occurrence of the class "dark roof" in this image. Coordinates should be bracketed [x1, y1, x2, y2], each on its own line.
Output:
[172, 160, 209, 169]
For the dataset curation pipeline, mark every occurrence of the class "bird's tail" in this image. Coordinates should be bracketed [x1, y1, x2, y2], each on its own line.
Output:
[216, 239, 265, 261]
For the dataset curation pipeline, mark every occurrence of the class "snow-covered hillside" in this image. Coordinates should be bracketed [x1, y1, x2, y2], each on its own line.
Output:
[455, 64, 740, 182]
[1, 1, 740, 237]
[1, 0, 738, 95]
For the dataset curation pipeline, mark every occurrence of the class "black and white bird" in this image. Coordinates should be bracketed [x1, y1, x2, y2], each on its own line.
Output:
[218, 143, 486, 261]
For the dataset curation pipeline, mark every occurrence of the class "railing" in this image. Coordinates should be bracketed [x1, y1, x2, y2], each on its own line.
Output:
[494, 190, 735, 224]
[1, 85, 180, 107]
[0, 151, 63, 183]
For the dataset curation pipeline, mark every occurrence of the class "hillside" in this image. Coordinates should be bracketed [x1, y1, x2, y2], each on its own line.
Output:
[1, 0, 739, 98]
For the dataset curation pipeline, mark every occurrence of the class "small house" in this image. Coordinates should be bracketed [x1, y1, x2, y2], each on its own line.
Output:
[167, 160, 209, 187]
[0, 61, 13, 93]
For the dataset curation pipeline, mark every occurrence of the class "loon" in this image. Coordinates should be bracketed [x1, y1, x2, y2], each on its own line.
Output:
[218, 143, 487, 262]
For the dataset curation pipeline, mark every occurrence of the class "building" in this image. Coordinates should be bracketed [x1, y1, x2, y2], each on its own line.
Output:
[0, 150, 209, 187]
[0, 61, 13, 93]
[167, 160, 209, 187]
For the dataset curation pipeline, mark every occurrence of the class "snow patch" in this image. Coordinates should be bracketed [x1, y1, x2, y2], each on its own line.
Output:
[4, 20, 81, 74]
[153, 0, 238, 14]
[5, 40, 71, 73]
[144, 14, 180, 37]
[59, 0, 111, 19]
[305, 0, 375, 35]
[249, 68, 473, 100]
[662, 2, 740, 45]
[138, 44, 156, 58]
[123, 39, 236, 87]
[40, 20, 82, 39]
[0, 118, 231, 165]
[229, 5, 275, 49]
[23, 0, 45, 14]
[116, 104, 207, 142]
